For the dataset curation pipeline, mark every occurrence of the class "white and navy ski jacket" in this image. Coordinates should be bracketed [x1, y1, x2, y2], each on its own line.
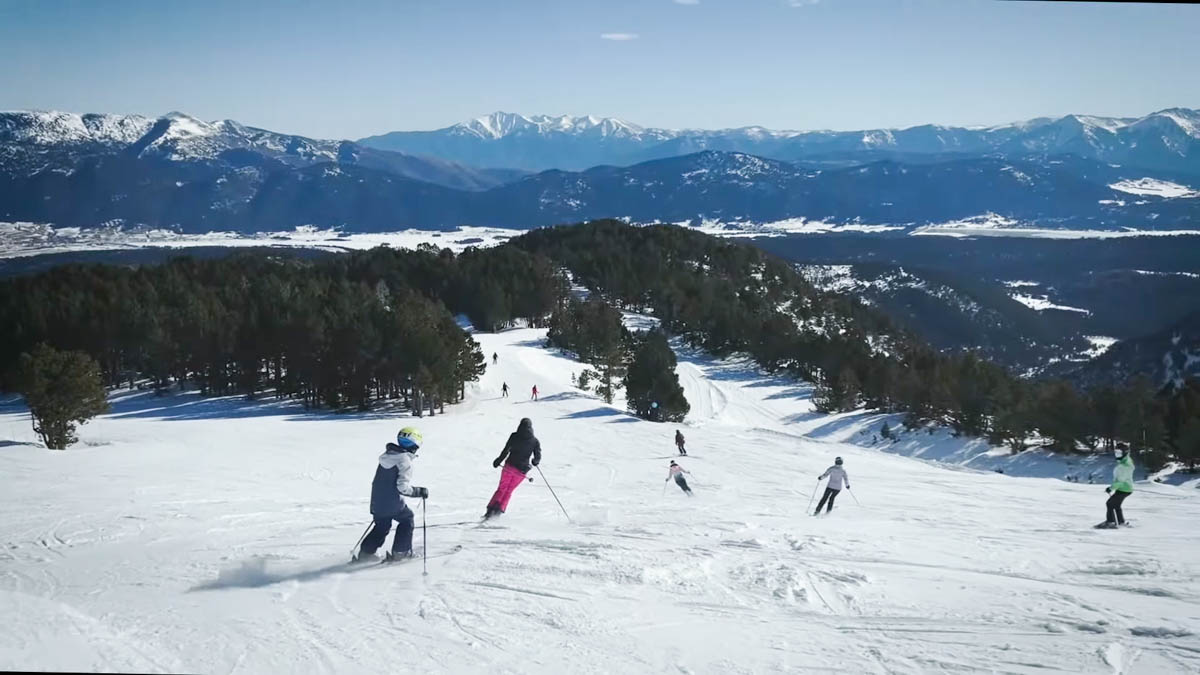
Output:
[370, 442, 420, 516]
[819, 465, 849, 491]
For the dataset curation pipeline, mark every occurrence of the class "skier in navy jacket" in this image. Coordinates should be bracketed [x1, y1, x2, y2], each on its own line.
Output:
[354, 427, 429, 563]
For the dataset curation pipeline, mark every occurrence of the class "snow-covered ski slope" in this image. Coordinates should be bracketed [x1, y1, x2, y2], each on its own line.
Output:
[2, 327, 1199, 674]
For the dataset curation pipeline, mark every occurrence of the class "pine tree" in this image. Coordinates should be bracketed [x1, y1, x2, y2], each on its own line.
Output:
[17, 344, 110, 450]
[1033, 380, 1087, 453]
[1175, 418, 1200, 471]
[989, 379, 1033, 454]
[881, 421, 892, 440]
[812, 371, 839, 414]
[836, 368, 861, 412]
[624, 330, 689, 422]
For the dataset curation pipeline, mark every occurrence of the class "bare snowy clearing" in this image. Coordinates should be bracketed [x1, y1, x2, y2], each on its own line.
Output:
[1109, 179, 1200, 199]
[1010, 293, 1093, 315]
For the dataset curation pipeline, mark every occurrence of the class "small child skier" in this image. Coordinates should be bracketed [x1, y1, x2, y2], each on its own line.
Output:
[667, 460, 693, 496]
[354, 427, 429, 563]
[675, 430, 687, 456]
[485, 418, 542, 519]
[814, 457, 849, 515]
[1098, 443, 1134, 529]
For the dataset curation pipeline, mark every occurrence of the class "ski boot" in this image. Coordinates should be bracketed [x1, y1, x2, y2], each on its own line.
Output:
[383, 550, 417, 564]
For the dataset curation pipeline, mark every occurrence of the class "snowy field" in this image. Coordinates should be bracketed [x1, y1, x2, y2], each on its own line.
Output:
[7, 218, 1200, 263]
[0, 222, 518, 260]
[3, 328, 1200, 673]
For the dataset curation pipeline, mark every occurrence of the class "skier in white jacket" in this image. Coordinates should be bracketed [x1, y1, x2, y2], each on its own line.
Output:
[814, 457, 849, 515]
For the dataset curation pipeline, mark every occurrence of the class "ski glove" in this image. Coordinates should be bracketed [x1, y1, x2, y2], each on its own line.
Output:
[493, 457, 503, 468]
[413, 487, 429, 499]
[531, 459, 539, 467]
[1105, 487, 1112, 494]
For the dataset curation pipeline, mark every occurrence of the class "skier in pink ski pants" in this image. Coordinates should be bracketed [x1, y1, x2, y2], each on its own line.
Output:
[485, 418, 542, 519]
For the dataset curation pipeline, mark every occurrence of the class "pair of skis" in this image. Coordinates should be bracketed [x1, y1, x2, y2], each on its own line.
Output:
[1093, 521, 1134, 529]
[352, 544, 464, 567]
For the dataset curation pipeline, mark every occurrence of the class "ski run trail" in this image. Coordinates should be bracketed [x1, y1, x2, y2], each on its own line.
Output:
[2, 326, 1199, 674]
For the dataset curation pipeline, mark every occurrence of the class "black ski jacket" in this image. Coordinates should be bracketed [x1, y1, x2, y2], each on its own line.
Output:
[495, 418, 542, 473]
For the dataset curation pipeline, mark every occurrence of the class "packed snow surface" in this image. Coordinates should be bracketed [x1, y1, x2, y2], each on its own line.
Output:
[2, 328, 1199, 673]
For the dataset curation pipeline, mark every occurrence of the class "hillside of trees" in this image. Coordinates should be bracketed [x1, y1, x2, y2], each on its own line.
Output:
[1, 220, 1196, 469]
[513, 221, 1200, 471]
[0, 245, 559, 414]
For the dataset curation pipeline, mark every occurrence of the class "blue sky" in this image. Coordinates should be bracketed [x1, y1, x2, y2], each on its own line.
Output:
[1, 0, 1197, 139]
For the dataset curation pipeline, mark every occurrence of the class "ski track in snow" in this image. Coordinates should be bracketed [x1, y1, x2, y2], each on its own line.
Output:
[2, 327, 1199, 673]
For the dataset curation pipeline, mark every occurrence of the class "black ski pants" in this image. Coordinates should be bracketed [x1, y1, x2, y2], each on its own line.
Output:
[1106, 490, 1130, 525]
[675, 475, 692, 494]
[815, 487, 840, 514]
[361, 503, 415, 556]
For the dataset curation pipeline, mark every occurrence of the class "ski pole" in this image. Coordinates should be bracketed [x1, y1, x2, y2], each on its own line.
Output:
[535, 465, 572, 523]
[426, 519, 485, 529]
[662, 480, 668, 496]
[806, 479, 821, 513]
[422, 498, 428, 576]
[847, 487, 861, 507]
[351, 520, 373, 558]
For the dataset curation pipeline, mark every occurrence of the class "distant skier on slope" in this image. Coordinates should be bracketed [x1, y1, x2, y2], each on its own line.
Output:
[1098, 443, 1134, 529]
[667, 460, 693, 495]
[493, 352, 498, 365]
[675, 430, 687, 456]
[814, 457, 849, 516]
[485, 418, 542, 519]
[353, 427, 429, 563]
[531, 385, 539, 401]
[501, 382, 509, 398]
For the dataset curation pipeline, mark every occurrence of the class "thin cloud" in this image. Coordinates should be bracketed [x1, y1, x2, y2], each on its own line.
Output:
[600, 33, 639, 41]
[673, 0, 700, 5]
[787, 0, 820, 6]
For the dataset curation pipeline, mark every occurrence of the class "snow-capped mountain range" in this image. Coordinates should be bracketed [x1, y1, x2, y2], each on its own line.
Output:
[0, 110, 522, 191]
[2, 108, 1199, 233]
[360, 109, 1200, 173]
[451, 112, 668, 142]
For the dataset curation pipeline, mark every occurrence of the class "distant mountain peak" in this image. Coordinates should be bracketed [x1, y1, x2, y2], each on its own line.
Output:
[452, 111, 650, 140]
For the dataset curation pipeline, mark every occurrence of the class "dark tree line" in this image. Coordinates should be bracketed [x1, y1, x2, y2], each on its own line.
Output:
[515, 220, 1200, 470]
[0, 245, 562, 414]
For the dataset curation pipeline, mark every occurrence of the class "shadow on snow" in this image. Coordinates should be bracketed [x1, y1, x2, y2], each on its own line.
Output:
[103, 389, 417, 423]
[189, 557, 381, 591]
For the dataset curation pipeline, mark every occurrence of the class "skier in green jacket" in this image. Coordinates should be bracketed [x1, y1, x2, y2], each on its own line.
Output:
[1098, 443, 1134, 529]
